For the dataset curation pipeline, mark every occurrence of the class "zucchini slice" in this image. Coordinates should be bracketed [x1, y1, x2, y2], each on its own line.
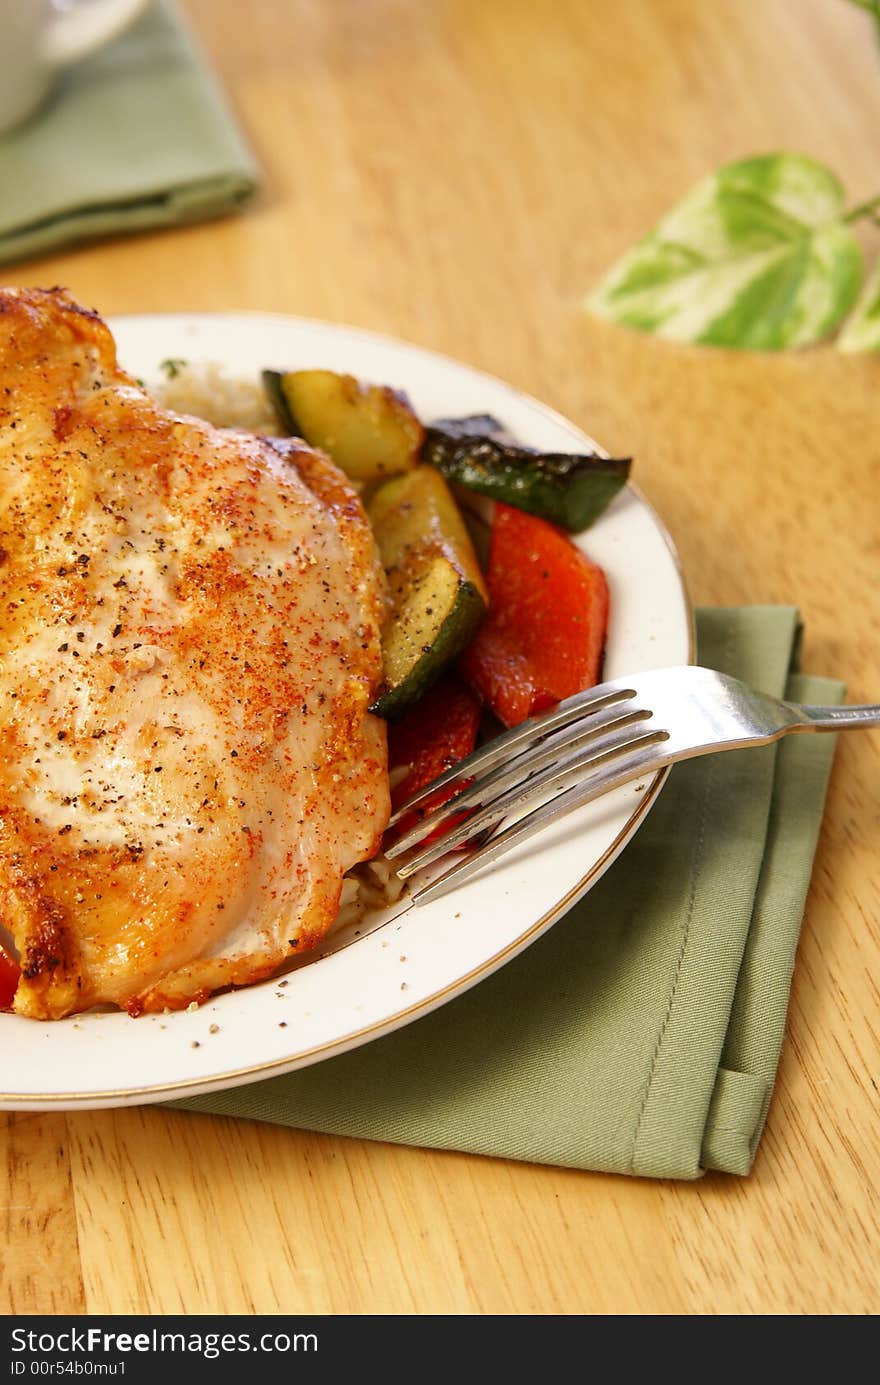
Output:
[422, 418, 631, 532]
[367, 467, 488, 719]
[262, 368, 423, 484]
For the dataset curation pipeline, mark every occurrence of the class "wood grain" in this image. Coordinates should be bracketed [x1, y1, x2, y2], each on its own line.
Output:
[3, 0, 879, 1315]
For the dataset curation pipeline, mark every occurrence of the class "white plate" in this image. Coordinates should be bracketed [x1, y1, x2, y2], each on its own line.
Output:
[2, 313, 692, 1110]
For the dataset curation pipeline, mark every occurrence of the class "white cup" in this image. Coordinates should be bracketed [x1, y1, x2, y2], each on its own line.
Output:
[0, 0, 151, 136]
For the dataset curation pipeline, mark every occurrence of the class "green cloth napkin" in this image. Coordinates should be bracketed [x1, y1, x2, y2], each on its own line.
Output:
[0, 0, 258, 267]
[173, 607, 844, 1179]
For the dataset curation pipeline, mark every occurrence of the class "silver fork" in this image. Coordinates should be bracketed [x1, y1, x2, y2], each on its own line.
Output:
[384, 665, 880, 905]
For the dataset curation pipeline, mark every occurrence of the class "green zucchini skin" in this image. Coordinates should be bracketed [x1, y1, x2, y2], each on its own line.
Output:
[261, 368, 422, 483]
[262, 369, 296, 432]
[368, 577, 486, 720]
[366, 467, 489, 720]
[421, 421, 631, 532]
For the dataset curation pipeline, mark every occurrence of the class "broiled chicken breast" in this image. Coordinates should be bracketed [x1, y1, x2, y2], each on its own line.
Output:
[0, 287, 389, 1018]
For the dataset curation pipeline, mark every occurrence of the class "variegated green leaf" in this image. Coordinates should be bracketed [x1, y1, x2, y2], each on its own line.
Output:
[587, 154, 863, 349]
[837, 258, 880, 351]
[844, 0, 880, 46]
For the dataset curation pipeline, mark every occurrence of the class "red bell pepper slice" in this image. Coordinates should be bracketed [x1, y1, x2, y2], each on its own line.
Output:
[459, 502, 609, 727]
[0, 941, 19, 1011]
[387, 674, 481, 843]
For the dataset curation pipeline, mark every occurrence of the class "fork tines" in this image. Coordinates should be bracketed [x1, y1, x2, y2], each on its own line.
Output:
[384, 679, 669, 882]
[385, 663, 880, 905]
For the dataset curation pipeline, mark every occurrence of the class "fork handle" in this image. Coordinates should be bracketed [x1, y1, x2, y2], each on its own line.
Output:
[795, 703, 880, 731]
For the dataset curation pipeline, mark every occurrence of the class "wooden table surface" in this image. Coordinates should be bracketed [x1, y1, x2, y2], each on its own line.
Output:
[2, 0, 879, 1316]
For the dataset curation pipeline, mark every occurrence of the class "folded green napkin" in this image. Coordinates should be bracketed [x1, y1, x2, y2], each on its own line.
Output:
[0, 0, 258, 267]
[173, 607, 844, 1179]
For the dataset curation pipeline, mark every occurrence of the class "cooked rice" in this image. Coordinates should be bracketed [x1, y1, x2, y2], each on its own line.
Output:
[153, 362, 280, 435]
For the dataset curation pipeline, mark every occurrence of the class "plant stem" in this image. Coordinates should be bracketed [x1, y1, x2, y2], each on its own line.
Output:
[843, 194, 880, 225]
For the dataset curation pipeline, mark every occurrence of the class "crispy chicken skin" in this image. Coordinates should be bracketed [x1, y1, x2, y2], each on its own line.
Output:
[0, 287, 389, 1018]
